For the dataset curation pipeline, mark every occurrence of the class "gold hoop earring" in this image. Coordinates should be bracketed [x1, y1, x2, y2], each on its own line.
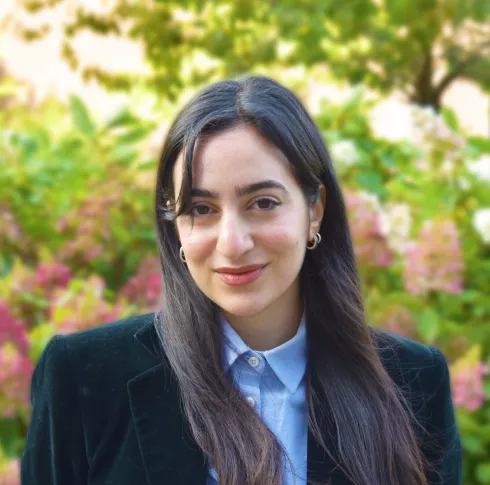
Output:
[306, 232, 321, 250]
[179, 246, 187, 263]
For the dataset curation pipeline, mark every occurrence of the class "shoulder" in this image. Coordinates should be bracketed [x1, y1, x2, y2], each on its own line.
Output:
[34, 313, 160, 401]
[24, 313, 164, 479]
[371, 329, 462, 477]
[57, 311, 156, 353]
[45, 312, 157, 364]
[371, 327, 450, 403]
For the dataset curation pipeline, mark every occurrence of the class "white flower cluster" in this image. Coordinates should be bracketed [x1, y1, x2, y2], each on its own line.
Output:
[473, 208, 490, 244]
[329, 140, 359, 174]
[379, 203, 412, 254]
[409, 105, 465, 168]
[356, 192, 412, 255]
[467, 155, 490, 183]
[358, 191, 382, 212]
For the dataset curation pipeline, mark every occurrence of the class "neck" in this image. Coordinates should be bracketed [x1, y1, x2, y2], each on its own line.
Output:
[221, 281, 303, 351]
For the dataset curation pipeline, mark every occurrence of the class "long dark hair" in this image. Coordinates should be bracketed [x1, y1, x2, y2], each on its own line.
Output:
[154, 75, 428, 485]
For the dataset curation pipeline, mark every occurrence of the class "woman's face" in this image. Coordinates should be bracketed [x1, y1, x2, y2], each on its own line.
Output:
[172, 124, 324, 319]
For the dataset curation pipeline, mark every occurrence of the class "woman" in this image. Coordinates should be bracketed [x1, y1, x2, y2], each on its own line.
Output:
[21, 76, 462, 485]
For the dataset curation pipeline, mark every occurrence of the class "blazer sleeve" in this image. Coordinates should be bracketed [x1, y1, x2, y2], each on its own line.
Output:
[21, 335, 88, 485]
[423, 346, 462, 485]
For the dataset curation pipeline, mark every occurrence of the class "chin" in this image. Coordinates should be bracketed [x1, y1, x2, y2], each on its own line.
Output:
[217, 295, 270, 319]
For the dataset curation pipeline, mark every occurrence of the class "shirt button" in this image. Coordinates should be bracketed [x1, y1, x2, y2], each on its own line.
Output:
[246, 396, 256, 406]
[248, 356, 260, 368]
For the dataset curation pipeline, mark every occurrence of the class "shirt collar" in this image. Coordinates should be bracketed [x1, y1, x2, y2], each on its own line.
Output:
[220, 314, 307, 394]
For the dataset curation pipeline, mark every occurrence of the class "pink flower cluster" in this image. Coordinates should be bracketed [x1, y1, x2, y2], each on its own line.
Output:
[2, 261, 72, 325]
[411, 106, 466, 164]
[0, 302, 29, 355]
[57, 193, 120, 263]
[0, 205, 21, 246]
[0, 457, 19, 485]
[378, 306, 417, 339]
[49, 276, 127, 334]
[0, 303, 32, 418]
[451, 361, 489, 412]
[344, 191, 394, 267]
[34, 262, 72, 294]
[403, 220, 464, 295]
[119, 257, 162, 312]
[0, 342, 33, 418]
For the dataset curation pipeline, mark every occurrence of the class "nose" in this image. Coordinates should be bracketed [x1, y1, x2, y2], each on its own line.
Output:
[215, 212, 254, 260]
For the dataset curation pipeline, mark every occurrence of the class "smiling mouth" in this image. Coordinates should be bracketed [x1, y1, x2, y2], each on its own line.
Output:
[215, 264, 266, 274]
[215, 265, 267, 286]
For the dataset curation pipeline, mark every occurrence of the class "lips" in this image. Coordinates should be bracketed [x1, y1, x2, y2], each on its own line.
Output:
[214, 264, 266, 286]
[215, 264, 266, 274]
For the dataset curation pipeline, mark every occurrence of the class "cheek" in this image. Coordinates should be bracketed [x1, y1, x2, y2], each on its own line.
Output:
[181, 229, 215, 262]
[260, 217, 307, 251]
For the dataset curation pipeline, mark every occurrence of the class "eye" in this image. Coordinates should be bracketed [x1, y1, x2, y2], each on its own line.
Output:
[251, 197, 281, 211]
[190, 204, 214, 216]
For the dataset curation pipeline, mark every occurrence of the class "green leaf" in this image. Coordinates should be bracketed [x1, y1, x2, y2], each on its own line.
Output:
[110, 144, 138, 165]
[19, 292, 49, 308]
[117, 126, 151, 145]
[380, 153, 396, 168]
[477, 463, 490, 484]
[467, 136, 490, 153]
[0, 419, 22, 457]
[461, 435, 484, 454]
[355, 171, 386, 196]
[28, 323, 56, 362]
[111, 223, 132, 245]
[460, 290, 481, 302]
[104, 108, 139, 130]
[343, 85, 364, 112]
[17, 134, 38, 158]
[69, 95, 96, 138]
[137, 159, 157, 171]
[441, 107, 459, 132]
[416, 307, 440, 343]
[483, 382, 490, 399]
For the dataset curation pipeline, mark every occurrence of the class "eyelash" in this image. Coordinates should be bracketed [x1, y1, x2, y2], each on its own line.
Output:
[189, 197, 281, 217]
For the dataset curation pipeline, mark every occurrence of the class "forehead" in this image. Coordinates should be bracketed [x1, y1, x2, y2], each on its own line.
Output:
[173, 124, 294, 192]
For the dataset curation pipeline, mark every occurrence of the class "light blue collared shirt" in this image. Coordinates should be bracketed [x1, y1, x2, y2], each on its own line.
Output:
[207, 315, 308, 485]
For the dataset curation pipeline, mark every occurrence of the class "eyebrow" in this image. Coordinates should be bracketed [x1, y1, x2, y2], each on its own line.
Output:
[190, 180, 290, 199]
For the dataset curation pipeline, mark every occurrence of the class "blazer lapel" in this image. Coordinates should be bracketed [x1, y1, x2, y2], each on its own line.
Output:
[129, 319, 207, 485]
[131, 316, 351, 485]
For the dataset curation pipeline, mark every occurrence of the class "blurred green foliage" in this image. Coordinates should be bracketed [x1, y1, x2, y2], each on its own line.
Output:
[16, 0, 490, 108]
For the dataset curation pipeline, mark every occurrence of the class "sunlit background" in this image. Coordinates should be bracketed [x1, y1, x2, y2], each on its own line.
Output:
[1, 1, 489, 483]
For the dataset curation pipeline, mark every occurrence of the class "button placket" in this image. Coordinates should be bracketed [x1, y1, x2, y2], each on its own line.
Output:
[242, 379, 261, 413]
[241, 353, 263, 414]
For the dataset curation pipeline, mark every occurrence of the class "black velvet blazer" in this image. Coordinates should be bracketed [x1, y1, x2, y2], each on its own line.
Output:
[20, 312, 462, 485]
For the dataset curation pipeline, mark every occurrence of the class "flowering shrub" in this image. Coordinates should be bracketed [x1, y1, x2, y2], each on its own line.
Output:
[119, 256, 162, 313]
[0, 303, 29, 355]
[0, 447, 19, 485]
[49, 275, 132, 335]
[474, 208, 490, 244]
[320, 97, 490, 483]
[0, 83, 489, 484]
[403, 219, 464, 296]
[451, 346, 489, 412]
[0, 343, 33, 419]
[345, 190, 395, 267]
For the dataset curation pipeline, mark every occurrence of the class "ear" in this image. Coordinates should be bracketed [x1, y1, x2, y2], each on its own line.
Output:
[309, 185, 326, 240]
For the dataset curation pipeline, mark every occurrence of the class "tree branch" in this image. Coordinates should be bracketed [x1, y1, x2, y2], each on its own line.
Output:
[414, 51, 433, 103]
[434, 40, 490, 99]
